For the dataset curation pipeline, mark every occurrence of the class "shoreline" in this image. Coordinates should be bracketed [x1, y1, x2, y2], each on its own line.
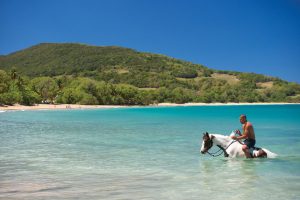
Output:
[0, 102, 299, 111]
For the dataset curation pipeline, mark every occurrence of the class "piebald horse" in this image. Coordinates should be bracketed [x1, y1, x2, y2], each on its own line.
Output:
[200, 132, 277, 158]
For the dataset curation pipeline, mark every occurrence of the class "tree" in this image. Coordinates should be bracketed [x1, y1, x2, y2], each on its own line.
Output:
[31, 77, 59, 103]
[10, 68, 18, 80]
[0, 70, 23, 105]
[171, 88, 194, 104]
[114, 84, 141, 105]
[0, 83, 22, 105]
[20, 87, 40, 105]
[96, 82, 113, 105]
[57, 88, 78, 104]
[0, 70, 10, 95]
[79, 93, 99, 105]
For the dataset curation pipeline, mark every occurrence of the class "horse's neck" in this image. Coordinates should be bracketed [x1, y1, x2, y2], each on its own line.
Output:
[212, 134, 232, 148]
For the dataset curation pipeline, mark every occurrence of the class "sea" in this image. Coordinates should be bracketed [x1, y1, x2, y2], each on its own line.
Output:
[0, 105, 300, 200]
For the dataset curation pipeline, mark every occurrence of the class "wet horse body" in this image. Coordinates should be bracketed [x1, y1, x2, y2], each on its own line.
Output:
[200, 132, 277, 158]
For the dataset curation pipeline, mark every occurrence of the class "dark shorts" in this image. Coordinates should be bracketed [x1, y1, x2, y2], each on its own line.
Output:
[244, 139, 256, 149]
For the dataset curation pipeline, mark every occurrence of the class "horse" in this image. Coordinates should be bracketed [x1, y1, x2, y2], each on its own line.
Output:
[200, 132, 277, 158]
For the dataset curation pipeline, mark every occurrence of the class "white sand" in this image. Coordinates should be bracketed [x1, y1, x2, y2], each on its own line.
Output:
[0, 102, 299, 111]
[0, 104, 127, 111]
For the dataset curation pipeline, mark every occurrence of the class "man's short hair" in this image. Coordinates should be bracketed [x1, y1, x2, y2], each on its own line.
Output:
[240, 114, 247, 120]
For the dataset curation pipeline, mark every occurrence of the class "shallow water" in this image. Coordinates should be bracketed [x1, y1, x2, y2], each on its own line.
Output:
[0, 105, 300, 199]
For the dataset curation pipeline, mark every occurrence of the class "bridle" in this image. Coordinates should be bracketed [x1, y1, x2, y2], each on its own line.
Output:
[202, 133, 236, 157]
[207, 144, 231, 157]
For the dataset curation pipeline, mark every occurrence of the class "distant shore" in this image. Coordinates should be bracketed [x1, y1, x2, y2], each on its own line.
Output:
[0, 104, 126, 111]
[0, 102, 299, 111]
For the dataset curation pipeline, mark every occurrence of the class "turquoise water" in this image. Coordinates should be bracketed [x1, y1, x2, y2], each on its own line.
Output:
[0, 105, 300, 200]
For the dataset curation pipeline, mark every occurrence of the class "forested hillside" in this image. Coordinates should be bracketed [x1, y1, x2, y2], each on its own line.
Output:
[0, 43, 300, 105]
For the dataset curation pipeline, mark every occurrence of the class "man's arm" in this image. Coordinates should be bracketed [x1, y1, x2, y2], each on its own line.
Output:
[236, 130, 249, 140]
[231, 126, 250, 140]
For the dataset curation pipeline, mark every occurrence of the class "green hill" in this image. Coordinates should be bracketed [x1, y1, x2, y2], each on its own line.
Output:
[0, 43, 207, 77]
[0, 43, 300, 105]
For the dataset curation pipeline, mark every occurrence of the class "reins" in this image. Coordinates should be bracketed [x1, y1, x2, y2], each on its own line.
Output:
[207, 148, 225, 157]
[207, 140, 237, 157]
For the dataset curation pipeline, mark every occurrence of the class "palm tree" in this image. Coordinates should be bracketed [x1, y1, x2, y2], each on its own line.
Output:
[10, 68, 18, 80]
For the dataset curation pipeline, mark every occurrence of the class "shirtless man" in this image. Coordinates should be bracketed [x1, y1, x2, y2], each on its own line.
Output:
[231, 114, 256, 158]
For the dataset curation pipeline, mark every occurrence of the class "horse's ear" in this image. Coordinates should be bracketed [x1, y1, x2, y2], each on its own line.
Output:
[205, 132, 209, 137]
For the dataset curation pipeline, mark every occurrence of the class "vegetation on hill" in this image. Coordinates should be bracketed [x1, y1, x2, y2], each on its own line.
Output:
[0, 43, 300, 105]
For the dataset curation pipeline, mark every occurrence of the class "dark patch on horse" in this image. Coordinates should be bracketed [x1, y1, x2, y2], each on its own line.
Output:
[251, 147, 268, 158]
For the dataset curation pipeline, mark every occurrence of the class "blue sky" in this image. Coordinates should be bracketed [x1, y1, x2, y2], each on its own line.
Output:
[1, 0, 300, 83]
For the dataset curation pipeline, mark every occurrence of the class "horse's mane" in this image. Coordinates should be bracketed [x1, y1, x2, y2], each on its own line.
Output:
[210, 133, 232, 143]
[210, 133, 230, 139]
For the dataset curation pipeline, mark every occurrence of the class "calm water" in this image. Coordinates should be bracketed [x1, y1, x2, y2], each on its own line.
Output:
[0, 105, 300, 200]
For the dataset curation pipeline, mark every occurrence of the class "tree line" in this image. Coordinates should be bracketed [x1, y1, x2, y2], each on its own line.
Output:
[1, 69, 299, 106]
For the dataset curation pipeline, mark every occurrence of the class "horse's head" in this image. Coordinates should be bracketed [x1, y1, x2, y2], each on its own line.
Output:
[200, 132, 215, 154]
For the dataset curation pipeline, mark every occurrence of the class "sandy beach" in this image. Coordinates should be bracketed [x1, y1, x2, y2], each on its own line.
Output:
[0, 102, 299, 111]
[0, 104, 127, 111]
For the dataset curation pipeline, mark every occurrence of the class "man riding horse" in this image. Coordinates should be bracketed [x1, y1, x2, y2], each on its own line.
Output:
[230, 114, 256, 158]
[200, 114, 273, 158]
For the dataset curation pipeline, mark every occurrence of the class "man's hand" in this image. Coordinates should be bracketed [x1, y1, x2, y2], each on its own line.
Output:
[235, 129, 241, 135]
[231, 135, 237, 140]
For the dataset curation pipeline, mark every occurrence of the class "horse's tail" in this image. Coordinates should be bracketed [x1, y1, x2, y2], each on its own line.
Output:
[262, 148, 278, 158]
